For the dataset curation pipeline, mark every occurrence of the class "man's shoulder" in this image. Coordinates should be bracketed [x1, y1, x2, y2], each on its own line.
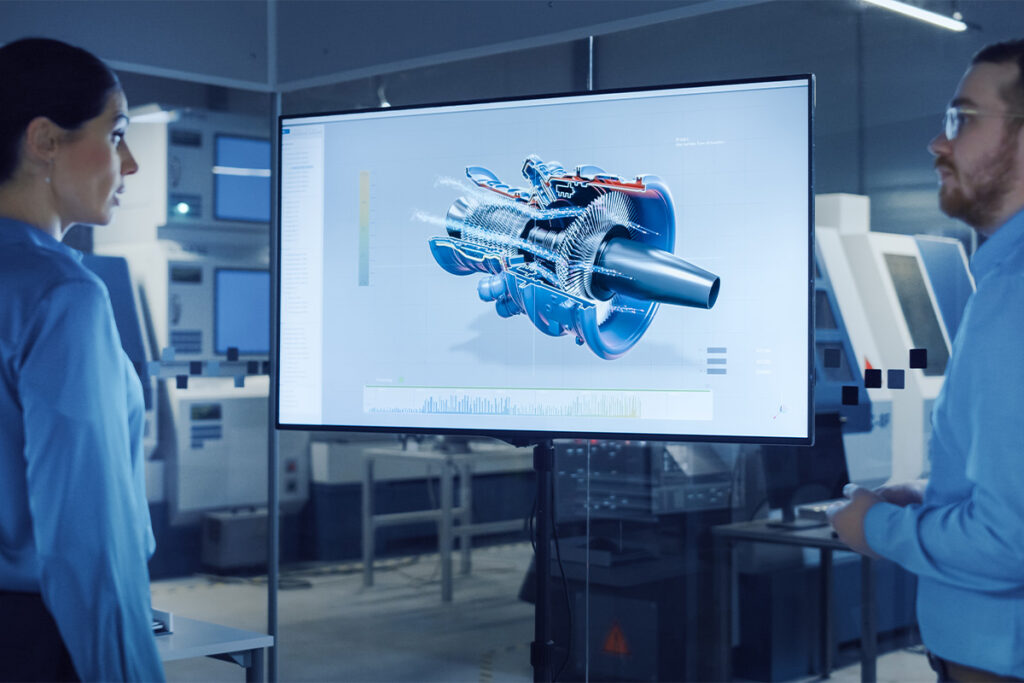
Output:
[969, 255, 1024, 340]
[977, 233, 1024, 285]
[993, 215, 1024, 272]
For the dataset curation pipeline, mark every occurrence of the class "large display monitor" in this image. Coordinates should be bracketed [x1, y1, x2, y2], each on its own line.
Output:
[276, 76, 814, 443]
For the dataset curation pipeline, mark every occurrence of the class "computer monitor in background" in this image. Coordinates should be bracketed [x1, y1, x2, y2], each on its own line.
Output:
[277, 75, 814, 444]
[215, 268, 270, 356]
[214, 135, 272, 223]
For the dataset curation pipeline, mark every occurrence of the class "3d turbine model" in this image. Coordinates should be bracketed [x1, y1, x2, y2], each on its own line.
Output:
[428, 155, 720, 359]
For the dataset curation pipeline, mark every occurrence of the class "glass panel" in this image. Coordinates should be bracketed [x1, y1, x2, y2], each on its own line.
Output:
[576, 440, 740, 681]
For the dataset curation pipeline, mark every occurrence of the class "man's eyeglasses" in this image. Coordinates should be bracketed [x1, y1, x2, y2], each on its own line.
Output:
[943, 106, 1024, 140]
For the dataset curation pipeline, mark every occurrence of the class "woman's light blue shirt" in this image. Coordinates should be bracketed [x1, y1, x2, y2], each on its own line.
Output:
[0, 217, 164, 681]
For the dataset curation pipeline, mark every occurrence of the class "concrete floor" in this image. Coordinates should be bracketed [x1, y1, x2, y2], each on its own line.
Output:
[153, 541, 934, 683]
[154, 542, 534, 682]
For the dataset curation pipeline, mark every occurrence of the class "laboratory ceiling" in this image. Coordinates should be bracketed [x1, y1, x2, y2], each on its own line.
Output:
[2, 0, 1019, 239]
[0, 0, 772, 90]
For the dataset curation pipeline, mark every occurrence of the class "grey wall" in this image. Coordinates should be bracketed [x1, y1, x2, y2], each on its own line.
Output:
[274, 0, 710, 86]
[280, 40, 589, 113]
[0, 0, 269, 87]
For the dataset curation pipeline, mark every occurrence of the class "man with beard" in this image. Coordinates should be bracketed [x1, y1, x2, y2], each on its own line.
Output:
[829, 39, 1024, 682]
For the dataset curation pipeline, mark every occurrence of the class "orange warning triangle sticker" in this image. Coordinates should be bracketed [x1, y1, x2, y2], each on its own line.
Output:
[865, 357, 874, 371]
[602, 621, 630, 656]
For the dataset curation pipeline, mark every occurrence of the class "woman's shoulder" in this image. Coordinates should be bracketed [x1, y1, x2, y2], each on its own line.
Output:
[0, 240, 105, 310]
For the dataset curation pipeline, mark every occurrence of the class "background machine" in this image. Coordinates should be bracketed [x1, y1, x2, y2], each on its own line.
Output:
[548, 194, 976, 682]
[817, 193, 973, 484]
[725, 194, 975, 681]
[93, 107, 309, 574]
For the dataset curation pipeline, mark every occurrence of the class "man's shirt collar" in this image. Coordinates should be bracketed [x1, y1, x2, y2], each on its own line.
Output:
[970, 206, 1024, 281]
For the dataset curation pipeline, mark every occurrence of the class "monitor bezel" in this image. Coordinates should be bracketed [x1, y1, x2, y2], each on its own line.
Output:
[274, 74, 816, 446]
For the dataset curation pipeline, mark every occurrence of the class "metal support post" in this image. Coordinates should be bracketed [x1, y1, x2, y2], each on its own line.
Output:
[440, 460, 454, 603]
[821, 548, 834, 677]
[714, 536, 732, 682]
[459, 460, 473, 575]
[362, 456, 375, 587]
[861, 557, 877, 682]
[532, 440, 555, 683]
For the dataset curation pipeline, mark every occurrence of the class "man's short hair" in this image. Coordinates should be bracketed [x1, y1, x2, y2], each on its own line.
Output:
[973, 39, 1024, 127]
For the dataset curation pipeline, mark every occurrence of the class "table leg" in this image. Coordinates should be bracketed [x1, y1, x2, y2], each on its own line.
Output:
[362, 456, 374, 588]
[246, 648, 264, 683]
[459, 460, 472, 575]
[860, 557, 877, 683]
[440, 460, 454, 602]
[821, 549, 833, 678]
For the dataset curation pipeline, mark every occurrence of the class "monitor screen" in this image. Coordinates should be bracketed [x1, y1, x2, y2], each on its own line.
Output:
[215, 268, 270, 355]
[214, 135, 271, 223]
[277, 76, 814, 443]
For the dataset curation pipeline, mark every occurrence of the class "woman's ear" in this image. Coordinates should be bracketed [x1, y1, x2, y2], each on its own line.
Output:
[21, 116, 62, 168]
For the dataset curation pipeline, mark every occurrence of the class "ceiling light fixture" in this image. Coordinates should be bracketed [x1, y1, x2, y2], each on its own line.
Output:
[128, 103, 181, 124]
[863, 0, 967, 32]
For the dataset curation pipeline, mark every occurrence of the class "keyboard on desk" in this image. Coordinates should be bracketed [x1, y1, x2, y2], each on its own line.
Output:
[796, 499, 845, 522]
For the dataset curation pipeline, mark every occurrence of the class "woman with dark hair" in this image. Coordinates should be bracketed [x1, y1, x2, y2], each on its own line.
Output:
[0, 38, 164, 681]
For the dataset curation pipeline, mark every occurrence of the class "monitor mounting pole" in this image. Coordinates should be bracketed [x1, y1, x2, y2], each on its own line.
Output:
[531, 439, 556, 683]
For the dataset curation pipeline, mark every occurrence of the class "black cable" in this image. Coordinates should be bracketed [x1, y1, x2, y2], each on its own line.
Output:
[550, 474, 572, 681]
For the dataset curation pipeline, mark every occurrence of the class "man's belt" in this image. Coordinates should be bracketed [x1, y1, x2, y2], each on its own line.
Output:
[928, 650, 1024, 682]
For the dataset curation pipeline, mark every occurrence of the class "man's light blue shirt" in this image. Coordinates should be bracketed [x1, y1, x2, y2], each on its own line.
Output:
[864, 206, 1024, 677]
[0, 217, 164, 681]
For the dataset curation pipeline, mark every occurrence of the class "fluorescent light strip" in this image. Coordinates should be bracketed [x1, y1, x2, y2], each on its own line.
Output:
[864, 0, 967, 32]
[213, 166, 271, 177]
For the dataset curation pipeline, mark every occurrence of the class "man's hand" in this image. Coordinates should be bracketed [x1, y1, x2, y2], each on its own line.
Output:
[873, 479, 927, 507]
[827, 484, 883, 558]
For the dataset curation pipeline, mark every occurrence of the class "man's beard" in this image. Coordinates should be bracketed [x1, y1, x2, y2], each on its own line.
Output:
[938, 128, 1020, 230]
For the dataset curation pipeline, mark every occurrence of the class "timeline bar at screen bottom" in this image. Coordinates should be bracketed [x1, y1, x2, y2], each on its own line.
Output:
[362, 385, 712, 421]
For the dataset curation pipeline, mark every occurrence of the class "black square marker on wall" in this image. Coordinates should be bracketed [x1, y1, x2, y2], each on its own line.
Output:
[824, 348, 841, 368]
[189, 361, 202, 376]
[842, 385, 859, 405]
[176, 375, 188, 390]
[864, 369, 882, 388]
[910, 348, 927, 369]
[888, 369, 905, 389]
